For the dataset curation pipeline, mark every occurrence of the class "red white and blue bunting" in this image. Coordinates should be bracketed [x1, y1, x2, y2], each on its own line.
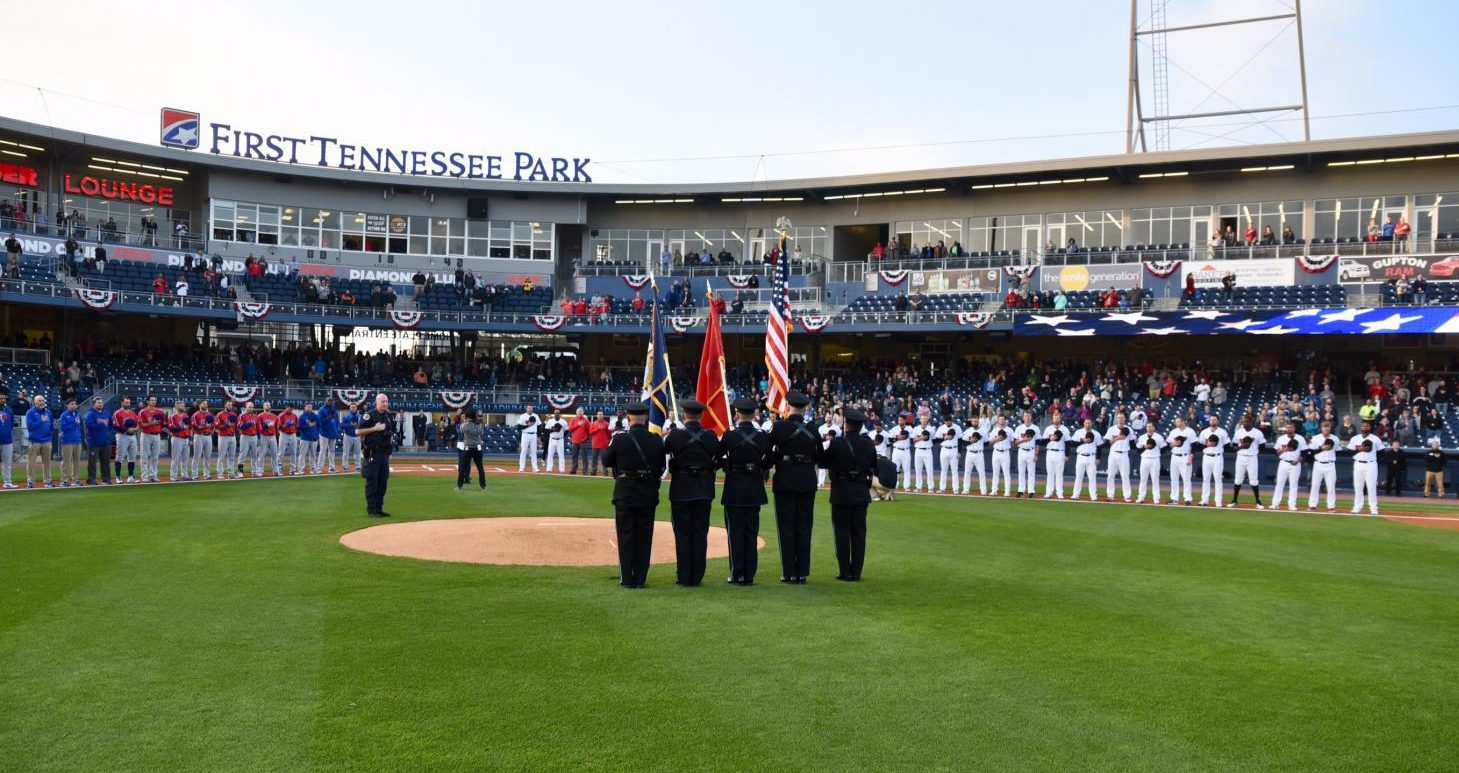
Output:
[333, 388, 371, 406]
[532, 315, 567, 333]
[725, 274, 754, 289]
[879, 269, 909, 286]
[669, 316, 702, 334]
[221, 385, 261, 404]
[956, 312, 995, 328]
[1003, 265, 1038, 280]
[544, 393, 579, 412]
[388, 309, 425, 329]
[623, 275, 653, 291]
[797, 315, 831, 333]
[1143, 260, 1181, 279]
[73, 288, 118, 311]
[234, 301, 273, 320]
[1296, 254, 1339, 274]
[439, 391, 476, 410]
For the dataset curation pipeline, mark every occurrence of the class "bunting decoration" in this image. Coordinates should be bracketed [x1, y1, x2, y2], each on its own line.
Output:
[532, 315, 567, 333]
[73, 288, 118, 311]
[623, 275, 653, 290]
[333, 388, 372, 406]
[797, 314, 831, 333]
[956, 312, 995, 328]
[1295, 254, 1339, 274]
[439, 391, 476, 410]
[543, 393, 579, 412]
[234, 301, 273, 320]
[221, 385, 261, 403]
[1143, 260, 1181, 279]
[879, 269, 909, 286]
[388, 309, 425, 329]
[669, 316, 703, 334]
[726, 274, 754, 289]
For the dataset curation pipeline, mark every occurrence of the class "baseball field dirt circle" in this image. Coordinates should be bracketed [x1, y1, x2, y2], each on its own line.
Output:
[339, 516, 763, 566]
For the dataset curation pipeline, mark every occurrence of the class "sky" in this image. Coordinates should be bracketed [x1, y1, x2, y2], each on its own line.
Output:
[3, 0, 1457, 185]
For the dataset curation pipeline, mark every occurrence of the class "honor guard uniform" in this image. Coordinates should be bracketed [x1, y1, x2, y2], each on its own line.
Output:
[717, 398, 773, 585]
[664, 400, 721, 587]
[768, 391, 820, 584]
[356, 395, 397, 518]
[602, 402, 666, 588]
[820, 409, 876, 581]
[1197, 418, 1230, 506]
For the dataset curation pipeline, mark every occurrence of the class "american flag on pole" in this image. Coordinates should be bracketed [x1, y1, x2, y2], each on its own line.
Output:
[763, 232, 792, 416]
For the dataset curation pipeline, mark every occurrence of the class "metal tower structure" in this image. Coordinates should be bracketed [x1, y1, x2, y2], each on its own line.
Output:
[1126, 0, 1311, 154]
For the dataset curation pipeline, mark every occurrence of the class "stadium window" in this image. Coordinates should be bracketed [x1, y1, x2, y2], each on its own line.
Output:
[1415, 193, 1458, 240]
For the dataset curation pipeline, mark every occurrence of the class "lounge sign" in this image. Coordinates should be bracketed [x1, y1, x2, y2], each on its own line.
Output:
[63, 173, 175, 206]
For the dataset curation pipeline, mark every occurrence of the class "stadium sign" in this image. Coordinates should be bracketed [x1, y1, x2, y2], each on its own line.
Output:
[171, 110, 592, 182]
[1336, 254, 1459, 283]
[1181, 258, 1294, 288]
[63, 173, 175, 206]
[909, 268, 1000, 293]
[1038, 264, 1143, 292]
[0, 162, 39, 187]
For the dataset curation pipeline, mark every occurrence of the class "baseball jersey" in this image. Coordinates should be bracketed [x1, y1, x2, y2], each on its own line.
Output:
[112, 407, 139, 435]
[167, 412, 191, 439]
[1138, 431, 1166, 460]
[0, 406, 11, 445]
[138, 406, 165, 434]
[1232, 427, 1265, 457]
[873, 430, 891, 458]
[937, 423, 961, 450]
[279, 411, 298, 435]
[215, 410, 238, 436]
[1167, 430, 1194, 462]
[298, 411, 320, 442]
[1198, 426, 1230, 448]
[1073, 430, 1103, 456]
[913, 424, 934, 451]
[191, 410, 215, 436]
[1129, 410, 1148, 431]
[1013, 422, 1040, 452]
[238, 412, 259, 436]
[1167, 426, 1199, 448]
[892, 427, 912, 452]
[988, 424, 1013, 451]
[518, 413, 540, 436]
[960, 424, 985, 452]
[318, 405, 341, 438]
[1104, 425, 1133, 454]
[545, 418, 568, 440]
[1042, 423, 1069, 452]
[341, 412, 359, 437]
[819, 423, 843, 449]
[1273, 433, 1307, 463]
[258, 412, 279, 436]
[1309, 433, 1338, 463]
[1347, 433, 1383, 463]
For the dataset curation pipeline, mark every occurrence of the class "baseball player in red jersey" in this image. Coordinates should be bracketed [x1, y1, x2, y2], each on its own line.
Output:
[214, 401, 239, 479]
[237, 403, 262, 477]
[190, 400, 215, 480]
[277, 404, 299, 476]
[257, 403, 280, 477]
[167, 401, 192, 482]
[138, 396, 166, 482]
[112, 396, 140, 483]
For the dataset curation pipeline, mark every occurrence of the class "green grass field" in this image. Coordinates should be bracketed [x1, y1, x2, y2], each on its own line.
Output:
[2, 473, 1458, 772]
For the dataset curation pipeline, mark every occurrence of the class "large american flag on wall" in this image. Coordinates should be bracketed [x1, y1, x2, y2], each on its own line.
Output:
[763, 235, 792, 416]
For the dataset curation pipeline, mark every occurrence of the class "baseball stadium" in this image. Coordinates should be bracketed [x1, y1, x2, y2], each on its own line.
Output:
[4, 2, 1459, 770]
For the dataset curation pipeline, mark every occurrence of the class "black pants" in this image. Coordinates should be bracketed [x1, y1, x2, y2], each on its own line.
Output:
[458, 448, 484, 487]
[831, 504, 868, 579]
[86, 444, 112, 484]
[614, 505, 657, 586]
[363, 454, 390, 514]
[723, 505, 761, 583]
[1384, 464, 1406, 495]
[570, 441, 587, 473]
[773, 492, 816, 580]
[670, 501, 711, 586]
[590, 447, 604, 475]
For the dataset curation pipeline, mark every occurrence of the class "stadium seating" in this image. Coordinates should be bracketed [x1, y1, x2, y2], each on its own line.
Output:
[1180, 285, 1347, 308]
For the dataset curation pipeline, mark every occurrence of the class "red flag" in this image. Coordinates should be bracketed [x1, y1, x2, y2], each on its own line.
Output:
[697, 284, 731, 435]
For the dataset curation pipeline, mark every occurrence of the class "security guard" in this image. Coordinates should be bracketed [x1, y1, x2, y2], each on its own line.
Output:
[664, 400, 720, 587]
[768, 391, 820, 584]
[356, 393, 396, 518]
[602, 402, 666, 588]
[717, 398, 773, 585]
[820, 408, 876, 581]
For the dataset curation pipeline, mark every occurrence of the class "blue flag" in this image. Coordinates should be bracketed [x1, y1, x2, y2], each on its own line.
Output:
[641, 282, 677, 435]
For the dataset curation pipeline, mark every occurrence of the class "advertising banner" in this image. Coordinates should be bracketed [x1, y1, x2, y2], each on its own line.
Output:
[1336, 254, 1459, 283]
[1181, 258, 1294, 288]
[909, 267, 1002, 294]
[1038, 263, 1143, 292]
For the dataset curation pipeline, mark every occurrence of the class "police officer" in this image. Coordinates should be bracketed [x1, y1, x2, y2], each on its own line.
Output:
[820, 408, 876, 581]
[717, 398, 772, 585]
[768, 391, 820, 584]
[356, 393, 396, 518]
[664, 400, 720, 587]
[602, 402, 666, 588]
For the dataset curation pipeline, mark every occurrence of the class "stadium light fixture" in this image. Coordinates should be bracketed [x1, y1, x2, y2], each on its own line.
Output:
[0, 149, 25, 158]
[1074, 214, 1094, 233]
[1241, 165, 1295, 172]
[719, 197, 804, 203]
[1104, 212, 1124, 231]
[1138, 171, 1189, 179]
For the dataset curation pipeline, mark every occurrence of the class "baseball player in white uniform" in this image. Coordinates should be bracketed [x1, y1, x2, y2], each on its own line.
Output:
[1347, 421, 1383, 515]
[1269, 422, 1308, 511]
[959, 416, 988, 495]
[1104, 414, 1134, 502]
[544, 412, 569, 473]
[1166, 418, 1198, 505]
[911, 417, 935, 493]
[818, 417, 843, 487]
[873, 424, 891, 459]
[891, 422, 913, 491]
[1306, 422, 1339, 513]
[1041, 415, 1069, 499]
[1129, 407, 1148, 432]
[936, 416, 962, 493]
[1228, 416, 1266, 508]
[988, 417, 1013, 496]
[517, 406, 540, 472]
[1134, 425, 1165, 504]
[1197, 417, 1230, 506]
[1069, 423, 1103, 501]
[1013, 412, 1040, 498]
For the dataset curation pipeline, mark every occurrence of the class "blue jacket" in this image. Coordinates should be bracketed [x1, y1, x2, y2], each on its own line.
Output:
[0, 405, 13, 445]
[25, 407, 54, 443]
[298, 410, 320, 442]
[59, 409, 83, 444]
[319, 405, 341, 439]
[84, 408, 114, 446]
[341, 412, 359, 437]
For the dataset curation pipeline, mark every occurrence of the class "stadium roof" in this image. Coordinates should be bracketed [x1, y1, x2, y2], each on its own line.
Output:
[4, 114, 1459, 198]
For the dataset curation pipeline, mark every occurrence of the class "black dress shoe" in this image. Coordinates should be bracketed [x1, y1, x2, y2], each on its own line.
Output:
[367, 511, 388, 518]
[779, 576, 792, 583]
[794, 577, 808, 584]
[836, 575, 853, 581]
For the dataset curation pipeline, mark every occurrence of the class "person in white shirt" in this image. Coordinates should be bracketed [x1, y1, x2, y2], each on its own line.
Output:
[960, 415, 989, 495]
[936, 417, 963, 493]
[891, 421, 913, 491]
[1041, 414, 1069, 499]
[1347, 420, 1384, 515]
[1069, 421, 1103, 501]
[1166, 417, 1198, 505]
[1197, 416, 1231, 506]
[911, 417, 935, 493]
[1129, 408, 1148, 432]
[1306, 421, 1340, 513]
[1012, 411, 1040, 498]
[1269, 421, 1308, 511]
[517, 405, 540, 472]
[988, 417, 1013, 496]
[610, 411, 630, 436]
[1135, 425, 1165, 504]
[543, 412, 569, 473]
[1104, 413, 1134, 502]
[754, 410, 775, 434]
[1193, 380, 1211, 404]
[872, 424, 891, 459]
[817, 417, 842, 487]
[1228, 416, 1266, 508]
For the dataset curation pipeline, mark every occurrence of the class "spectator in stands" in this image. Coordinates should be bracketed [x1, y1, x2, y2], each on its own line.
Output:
[1412, 276, 1428, 306]
[142, 215, 158, 246]
[1394, 216, 1411, 252]
[730, 296, 744, 314]
[1382, 215, 1396, 242]
[412, 270, 426, 295]
[174, 220, 189, 247]
[870, 243, 884, 261]
[339, 288, 354, 305]
[1129, 286, 1145, 308]
[717, 248, 733, 264]
[1259, 226, 1276, 246]
[175, 277, 189, 299]
[64, 235, 79, 277]
[908, 291, 927, 311]
[1211, 382, 1227, 405]
[1066, 237, 1078, 252]
[1207, 231, 1223, 257]
[1220, 272, 1236, 297]
[1281, 225, 1296, 244]
[631, 293, 645, 313]
[94, 244, 107, 273]
[103, 217, 118, 243]
[413, 367, 428, 386]
[660, 245, 672, 274]
[1367, 218, 1380, 242]
[522, 277, 534, 294]
[1394, 276, 1410, 304]
[1183, 273, 1197, 301]
[380, 285, 397, 308]
[1101, 287, 1119, 309]
[151, 275, 166, 294]
[898, 292, 911, 312]
[1243, 222, 1257, 246]
[32, 210, 45, 236]
[1052, 290, 1068, 311]
[560, 296, 573, 316]
[572, 296, 588, 316]
[4, 233, 19, 279]
[950, 241, 964, 257]
[1223, 225, 1238, 246]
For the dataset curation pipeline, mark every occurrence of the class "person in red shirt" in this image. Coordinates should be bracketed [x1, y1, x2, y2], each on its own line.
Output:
[588, 411, 612, 475]
[1004, 289, 1021, 309]
[631, 293, 645, 312]
[214, 400, 239, 479]
[277, 404, 300, 476]
[111, 396, 140, 483]
[257, 402, 281, 477]
[190, 400, 215, 481]
[167, 401, 193, 482]
[560, 297, 574, 316]
[1244, 222, 1257, 246]
[238, 402, 263, 477]
[1102, 287, 1120, 309]
[152, 275, 166, 294]
[567, 408, 591, 473]
[573, 297, 588, 316]
[137, 396, 166, 483]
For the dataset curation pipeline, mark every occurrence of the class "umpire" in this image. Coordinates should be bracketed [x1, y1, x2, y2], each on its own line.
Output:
[602, 402, 666, 588]
[768, 391, 819, 584]
[718, 398, 772, 585]
[821, 408, 876, 581]
[356, 393, 396, 518]
[665, 400, 720, 587]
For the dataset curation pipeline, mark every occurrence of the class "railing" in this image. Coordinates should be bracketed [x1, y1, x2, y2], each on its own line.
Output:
[574, 257, 823, 278]
[0, 346, 50, 367]
[103, 379, 649, 410]
[0, 218, 208, 253]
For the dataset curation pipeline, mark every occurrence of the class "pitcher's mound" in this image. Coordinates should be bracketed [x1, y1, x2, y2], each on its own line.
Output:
[340, 516, 762, 566]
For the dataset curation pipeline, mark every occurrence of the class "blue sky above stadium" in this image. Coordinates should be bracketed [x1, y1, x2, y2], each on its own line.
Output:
[6, 0, 1456, 184]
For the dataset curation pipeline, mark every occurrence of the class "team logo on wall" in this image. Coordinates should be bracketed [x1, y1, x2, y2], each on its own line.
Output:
[221, 385, 261, 403]
[234, 301, 273, 320]
[544, 393, 579, 412]
[387, 310, 425, 329]
[160, 108, 201, 149]
[439, 391, 476, 410]
[333, 388, 372, 406]
[73, 288, 118, 311]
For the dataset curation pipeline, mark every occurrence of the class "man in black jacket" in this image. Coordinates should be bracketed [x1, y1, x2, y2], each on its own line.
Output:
[768, 391, 820, 584]
[820, 409, 876, 581]
[602, 402, 667, 588]
[717, 398, 773, 585]
[664, 400, 720, 587]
